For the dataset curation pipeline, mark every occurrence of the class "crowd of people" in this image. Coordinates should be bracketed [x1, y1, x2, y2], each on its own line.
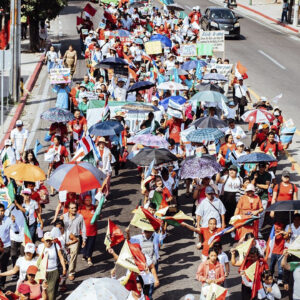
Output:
[0, 0, 299, 300]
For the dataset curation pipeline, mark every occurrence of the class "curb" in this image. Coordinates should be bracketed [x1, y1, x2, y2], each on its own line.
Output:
[0, 54, 45, 149]
[237, 3, 299, 33]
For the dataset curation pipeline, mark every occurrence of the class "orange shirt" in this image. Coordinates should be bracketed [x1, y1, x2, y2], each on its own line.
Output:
[220, 143, 236, 158]
[236, 195, 263, 216]
[79, 205, 97, 236]
[200, 227, 222, 256]
[166, 119, 183, 144]
[273, 182, 298, 201]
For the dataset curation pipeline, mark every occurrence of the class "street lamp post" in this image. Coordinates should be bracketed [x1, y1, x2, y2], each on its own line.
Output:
[293, 0, 299, 26]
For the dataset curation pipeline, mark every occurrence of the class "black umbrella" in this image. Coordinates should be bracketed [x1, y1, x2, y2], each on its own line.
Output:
[195, 83, 225, 94]
[192, 116, 227, 129]
[266, 200, 300, 224]
[127, 81, 155, 93]
[130, 148, 178, 166]
[99, 57, 128, 69]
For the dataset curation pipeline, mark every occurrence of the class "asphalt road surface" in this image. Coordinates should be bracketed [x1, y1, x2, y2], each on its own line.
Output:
[4, 1, 299, 299]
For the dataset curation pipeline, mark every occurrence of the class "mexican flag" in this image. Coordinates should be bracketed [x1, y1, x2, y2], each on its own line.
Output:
[117, 240, 147, 274]
[151, 191, 168, 211]
[104, 218, 125, 249]
[130, 206, 162, 231]
[24, 221, 33, 244]
[161, 210, 194, 227]
[1, 153, 9, 169]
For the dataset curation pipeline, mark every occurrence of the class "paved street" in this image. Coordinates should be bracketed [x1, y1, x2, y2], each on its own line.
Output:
[2, 0, 300, 299]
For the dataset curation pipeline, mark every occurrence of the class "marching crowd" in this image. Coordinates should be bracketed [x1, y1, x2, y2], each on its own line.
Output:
[0, 0, 300, 300]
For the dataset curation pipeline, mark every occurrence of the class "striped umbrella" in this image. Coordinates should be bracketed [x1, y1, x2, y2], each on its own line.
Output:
[47, 162, 106, 193]
[186, 128, 224, 143]
[241, 109, 275, 124]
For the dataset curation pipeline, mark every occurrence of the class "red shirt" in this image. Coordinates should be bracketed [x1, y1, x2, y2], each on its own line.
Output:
[272, 233, 285, 255]
[200, 227, 222, 256]
[255, 132, 267, 145]
[166, 119, 183, 143]
[48, 144, 69, 169]
[79, 205, 97, 236]
[273, 182, 298, 201]
[260, 141, 283, 167]
[68, 116, 87, 138]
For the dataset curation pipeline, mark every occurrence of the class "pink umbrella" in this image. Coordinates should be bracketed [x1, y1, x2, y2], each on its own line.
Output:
[241, 109, 275, 123]
[127, 134, 170, 148]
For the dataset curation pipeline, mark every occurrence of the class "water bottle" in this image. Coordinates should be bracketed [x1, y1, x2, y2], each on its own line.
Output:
[268, 186, 273, 195]
[37, 223, 43, 239]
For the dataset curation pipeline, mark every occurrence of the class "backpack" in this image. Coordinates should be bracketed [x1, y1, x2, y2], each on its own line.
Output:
[262, 140, 279, 157]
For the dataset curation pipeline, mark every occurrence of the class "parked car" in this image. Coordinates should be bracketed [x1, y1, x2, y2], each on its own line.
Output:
[201, 7, 241, 38]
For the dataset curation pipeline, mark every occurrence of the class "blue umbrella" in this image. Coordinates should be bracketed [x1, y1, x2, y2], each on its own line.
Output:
[128, 81, 155, 92]
[112, 29, 131, 37]
[89, 120, 124, 137]
[150, 34, 172, 48]
[189, 91, 229, 104]
[40, 107, 74, 122]
[237, 153, 277, 164]
[100, 57, 128, 67]
[181, 60, 207, 70]
[186, 128, 224, 143]
[159, 96, 187, 110]
[134, 38, 143, 44]
[203, 73, 228, 82]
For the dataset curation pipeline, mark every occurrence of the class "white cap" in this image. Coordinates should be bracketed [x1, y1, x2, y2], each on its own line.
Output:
[246, 183, 255, 192]
[21, 188, 32, 195]
[237, 75, 243, 80]
[4, 139, 12, 146]
[260, 96, 267, 102]
[236, 141, 244, 147]
[16, 120, 23, 126]
[24, 243, 36, 254]
[50, 227, 61, 239]
[43, 232, 53, 241]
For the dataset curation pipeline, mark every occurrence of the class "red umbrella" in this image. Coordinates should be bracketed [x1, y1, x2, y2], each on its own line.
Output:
[47, 162, 106, 193]
[241, 109, 275, 124]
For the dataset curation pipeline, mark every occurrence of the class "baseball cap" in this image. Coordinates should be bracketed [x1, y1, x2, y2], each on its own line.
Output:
[24, 243, 36, 254]
[4, 139, 12, 146]
[205, 186, 215, 194]
[260, 96, 267, 102]
[16, 120, 23, 126]
[228, 101, 235, 106]
[228, 165, 238, 171]
[236, 141, 244, 147]
[26, 265, 38, 275]
[282, 169, 290, 177]
[18, 283, 31, 295]
[245, 183, 255, 192]
[22, 188, 32, 195]
[43, 232, 53, 241]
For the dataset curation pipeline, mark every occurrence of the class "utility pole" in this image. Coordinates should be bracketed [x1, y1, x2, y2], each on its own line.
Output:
[293, 0, 299, 26]
[9, 0, 20, 103]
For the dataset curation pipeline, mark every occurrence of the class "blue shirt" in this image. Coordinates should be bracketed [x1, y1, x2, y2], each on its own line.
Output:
[0, 216, 16, 248]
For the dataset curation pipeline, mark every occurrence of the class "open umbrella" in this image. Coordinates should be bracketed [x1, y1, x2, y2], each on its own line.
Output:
[189, 91, 229, 104]
[4, 163, 46, 181]
[181, 60, 207, 70]
[266, 200, 300, 224]
[47, 162, 105, 193]
[121, 103, 159, 112]
[99, 57, 128, 69]
[195, 83, 225, 94]
[167, 3, 184, 11]
[186, 128, 224, 143]
[166, 69, 188, 76]
[180, 156, 223, 179]
[203, 73, 228, 82]
[159, 96, 187, 110]
[110, 29, 131, 37]
[237, 152, 277, 163]
[40, 108, 74, 123]
[130, 0, 147, 8]
[130, 148, 178, 166]
[134, 38, 144, 44]
[89, 120, 124, 137]
[150, 34, 172, 48]
[128, 134, 170, 148]
[127, 81, 155, 93]
[157, 81, 188, 90]
[66, 277, 129, 300]
[192, 116, 227, 129]
[241, 109, 275, 124]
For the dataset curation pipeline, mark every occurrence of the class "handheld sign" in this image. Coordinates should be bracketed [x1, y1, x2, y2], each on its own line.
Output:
[180, 44, 197, 57]
[197, 43, 213, 56]
[49, 68, 71, 84]
[199, 31, 225, 52]
[145, 41, 162, 55]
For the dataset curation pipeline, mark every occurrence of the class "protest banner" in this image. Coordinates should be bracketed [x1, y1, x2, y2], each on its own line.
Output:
[197, 43, 213, 56]
[180, 44, 197, 57]
[144, 41, 162, 55]
[85, 92, 99, 101]
[49, 68, 71, 84]
[206, 63, 233, 77]
[199, 31, 225, 52]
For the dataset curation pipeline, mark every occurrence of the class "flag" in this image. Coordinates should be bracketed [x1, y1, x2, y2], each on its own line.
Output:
[102, 104, 110, 122]
[90, 194, 105, 224]
[1, 153, 9, 169]
[79, 135, 94, 155]
[104, 218, 125, 249]
[33, 139, 43, 157]
[116, 240, 147, 273]
[208, 226, 233, 245]
[161, 210, 194, 227]
[76, 16, 84, 26]
[35, 252, 48, 281]
[129, 67, 138, 81]
[264, 225, 275, 260]
[7, 181, 15, 204]
[24, 221, 33, 244]
[287, 235, 300, 258]
[144, 159, 155, 179]
[167, 99, 183, 119]
[83, 3, 97, 16]
[206, 283, 227, 300]
[151, 191, 168, 211]
[173, 68, 180, 83]
[251, 259, 268, 299]
[71, 147, 86, 162]
[236, 61, 247, 76]
[130, 206, 162, 231]
[244, 261, 257, 282]
[195, 61, 202, 80]
[120, 271, 139, 294]
[235, 238, 254, 265]
[229, 215, 260, 229]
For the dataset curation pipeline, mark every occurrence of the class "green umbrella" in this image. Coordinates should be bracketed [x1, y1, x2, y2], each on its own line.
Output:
[189, 91, 229, 104]
[101, 0, 118, 4]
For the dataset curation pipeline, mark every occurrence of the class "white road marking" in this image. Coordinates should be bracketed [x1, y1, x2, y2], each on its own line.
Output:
[289, 35, 300, 41]
[258, 50, 286, 70]
[185, 5, 192, 10]
[27, 80, 50, 148]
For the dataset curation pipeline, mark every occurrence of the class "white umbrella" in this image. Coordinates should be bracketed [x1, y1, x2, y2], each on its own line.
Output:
[157, 81, 188, 90]
[66, 277, 129, 300]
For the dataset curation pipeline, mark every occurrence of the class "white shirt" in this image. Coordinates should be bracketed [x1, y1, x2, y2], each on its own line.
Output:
[218, 251, 229, 272]
[222, 175, 242, 192]
[46, 51, 58, 63]
[22, 200, 39, 226]
[225, 126, 246, 144]
[234, 83, 248, 98]
[293, 265, 300, 299]
[10, 127, 28, 152]
[0, 146, 19, 165]
[37, 243, 60, 271]
[195, 197, 226, 228]
[16, 256, 38, 281]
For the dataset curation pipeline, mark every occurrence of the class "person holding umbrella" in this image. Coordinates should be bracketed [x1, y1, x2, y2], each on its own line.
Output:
[218, 134, 236, 167]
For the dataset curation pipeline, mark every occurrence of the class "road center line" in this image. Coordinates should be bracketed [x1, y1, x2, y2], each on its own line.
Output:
[258, 50, 286, 70]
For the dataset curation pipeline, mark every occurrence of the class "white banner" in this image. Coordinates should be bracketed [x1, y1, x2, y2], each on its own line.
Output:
[199, 31, 225, 52]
